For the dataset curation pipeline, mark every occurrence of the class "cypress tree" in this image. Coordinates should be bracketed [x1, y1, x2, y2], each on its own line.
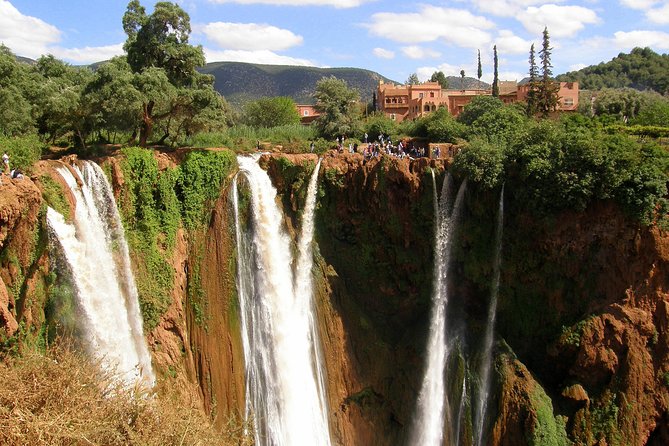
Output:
[538, 27, 559, 117]
[460, 69, 466, 90]
[492, 45, 499, 97]
[527, 43, 539, 116]
[477, 49, 483, 88]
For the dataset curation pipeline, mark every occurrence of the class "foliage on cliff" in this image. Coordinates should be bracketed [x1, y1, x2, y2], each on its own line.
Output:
[119, 147, 235, 330]
[0, 343, 248, 445]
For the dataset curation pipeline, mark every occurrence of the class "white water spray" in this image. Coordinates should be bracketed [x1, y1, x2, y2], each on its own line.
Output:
[473, 185, 504, 446]
[233, 156, 331, 446]
[410, 172, 467, 446]
[46, 161, 155, 389]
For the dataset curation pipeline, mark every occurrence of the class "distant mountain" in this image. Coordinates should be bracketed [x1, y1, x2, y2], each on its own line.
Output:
[198, 62, 396, 109]
[556, 47, 669, 94]
[445, 75, 490, 90]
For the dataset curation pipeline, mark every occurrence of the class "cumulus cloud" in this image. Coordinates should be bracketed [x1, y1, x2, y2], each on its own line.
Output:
[198, 22, 302, 51]
[647, 2, 669, 23]
[207, 0, 371, 7]
[50, 44, 125, 63]
[0, 0, 61, 58]
[203, 47, 317, 65]
[496, 29, 534, 55]
[373, 47, 395, 59]
[401, 46, 442, 60]
[613, 30, 669, 49]
[619, 0, 659, 9]
[472, 0, 563, 17]
[368, 5, 494, 48]
[518, 5, 600, 38]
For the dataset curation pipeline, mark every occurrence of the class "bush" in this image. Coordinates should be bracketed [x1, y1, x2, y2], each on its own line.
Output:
[457, 95, 504, 126]
[0, 134, 44, 173]
[452, 138, 506, 189]
[425, 108, 466, 143]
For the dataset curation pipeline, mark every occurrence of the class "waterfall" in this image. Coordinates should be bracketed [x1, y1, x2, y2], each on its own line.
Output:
[473, 185, 504, 446]
[233, 155, 331, 446]
[46, 161, 155, 389]
[409, 172, 467, 446]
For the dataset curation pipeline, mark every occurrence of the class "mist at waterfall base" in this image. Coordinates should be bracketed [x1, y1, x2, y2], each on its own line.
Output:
[410, 173, 504, 446]
[46, 161, 155, 390]
[233, 155, 331, 446]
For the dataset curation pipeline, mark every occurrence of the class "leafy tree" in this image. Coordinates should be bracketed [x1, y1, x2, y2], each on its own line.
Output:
[122, 1, 227, 146]
[477, 50, 483, 87]
[425, 107, 466, 143]
[406, 73, 420, 85]
[363, 112, 398, 142]
[242, 96, 300, 128]
[492, 45, 499, 97]
[0, 46, 33, 136]
[630, 94, 669, 126]
[538, 27, 559, 117]
[592, 88, 649, 121]
[460, 70, 466, 90]
[457, 95, 504, 126]
[468, 105, 526, 144]
[430, 71, 449, 89]
[314, 76, 361, 139]
[452, 137, 505, 189]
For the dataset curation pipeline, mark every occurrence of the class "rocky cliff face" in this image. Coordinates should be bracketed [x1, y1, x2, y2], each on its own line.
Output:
[2, 150, 667, 446]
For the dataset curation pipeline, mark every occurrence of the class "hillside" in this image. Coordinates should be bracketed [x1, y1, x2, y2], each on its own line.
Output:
[198, 62, 395, 109]
[556, 47, 669, 93]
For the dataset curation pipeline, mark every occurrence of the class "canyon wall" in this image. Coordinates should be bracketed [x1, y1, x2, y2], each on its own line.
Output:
[1, 149, 667, 445]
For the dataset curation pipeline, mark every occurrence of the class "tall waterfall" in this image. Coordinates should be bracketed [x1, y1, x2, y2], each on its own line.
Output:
[473, 185, 504, 446]
[46, 161, 155, 389]
[409, 172, 467, 446]
[233, 156, 331, 446]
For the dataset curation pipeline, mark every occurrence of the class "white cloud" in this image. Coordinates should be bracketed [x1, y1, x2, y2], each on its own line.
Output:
[647, 2, 669, 23]
[472, 0, 563, 17]
[619, 0, 659, 9]
[0, 0, 61, 58]
[368, 5, 494, 48]
[496, 29, 534, 55]
[373, 47, 395, 59]
[203, 47, 317, 65]
[401, 45, 442, 60]
[50, 44, 125, 63]
[518, 5, 600, 38]
[198, 22, 302, 51]
[569, 62, 587, 71]
[613, 30, 669, 50]
[207, 0, 371, 7]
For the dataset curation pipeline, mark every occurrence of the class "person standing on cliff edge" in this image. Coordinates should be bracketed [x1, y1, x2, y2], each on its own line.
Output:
[2, 152, 9, 175]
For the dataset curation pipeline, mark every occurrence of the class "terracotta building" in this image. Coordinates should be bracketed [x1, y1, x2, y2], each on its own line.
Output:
[377, 80, 579, 120]
[296, 104, 319, 124]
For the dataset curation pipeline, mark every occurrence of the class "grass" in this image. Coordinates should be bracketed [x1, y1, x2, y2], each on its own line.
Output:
[0, 342, 251, 446]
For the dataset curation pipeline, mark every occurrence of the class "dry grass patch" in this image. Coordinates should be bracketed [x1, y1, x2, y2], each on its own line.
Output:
[0, 343, 250, 445]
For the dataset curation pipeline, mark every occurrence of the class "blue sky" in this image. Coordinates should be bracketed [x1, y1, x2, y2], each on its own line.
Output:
[1, 0, 668, 84]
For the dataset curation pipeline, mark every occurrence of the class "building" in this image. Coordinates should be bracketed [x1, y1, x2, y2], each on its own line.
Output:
[376, 80, 579, 120]
[296, 104, 319, 124]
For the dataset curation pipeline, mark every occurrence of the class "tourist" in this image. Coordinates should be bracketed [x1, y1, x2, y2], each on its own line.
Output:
[364, 132, 368, 143]
[2, 152, 9, 175]
[310, 141, 315, 152]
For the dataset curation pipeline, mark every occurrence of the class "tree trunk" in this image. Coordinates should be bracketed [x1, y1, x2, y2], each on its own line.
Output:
[139, 101, 155, 147]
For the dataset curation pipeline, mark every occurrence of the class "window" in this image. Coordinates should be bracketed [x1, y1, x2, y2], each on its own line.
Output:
[419, 93, 424, 98]
[430, 92, 435, 98]
[424, 104, 430, 112]
[390, 113, 396, 121]
[563, 98, 574, 107]
[303, 110, 309, 116]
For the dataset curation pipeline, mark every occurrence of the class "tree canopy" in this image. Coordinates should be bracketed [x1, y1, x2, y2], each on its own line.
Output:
[242, 97, 300, 128]
[314, 76, 361, 139]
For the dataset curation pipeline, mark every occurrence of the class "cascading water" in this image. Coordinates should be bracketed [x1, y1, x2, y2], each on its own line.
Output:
[473, 185, 504, 446]
[409, 171, 467, 446]
[46, 161, 155, 389]
[233, 155, 331, 446]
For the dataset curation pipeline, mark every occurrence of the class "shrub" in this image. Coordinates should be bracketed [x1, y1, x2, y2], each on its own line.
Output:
[452, 138, 505, 189]
[0, 134, 44, 173]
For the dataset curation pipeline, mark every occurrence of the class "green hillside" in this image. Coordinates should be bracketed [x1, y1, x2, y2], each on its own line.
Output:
[556, 47, 669, 93]
[198, 62, 396, 109]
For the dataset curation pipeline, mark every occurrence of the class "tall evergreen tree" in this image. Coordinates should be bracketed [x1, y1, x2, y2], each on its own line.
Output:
[430, 71, 449, 89]
[526, 43, 539, 116]
[477, 49, 483, 88]
[492, 45, 499, 97]
[406, 73, 420, 85]
[538, 27, 559, 117]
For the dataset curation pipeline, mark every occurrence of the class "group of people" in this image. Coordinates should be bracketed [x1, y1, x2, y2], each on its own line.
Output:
[334, 133, 442, 161]
[0, 152, 23, 184]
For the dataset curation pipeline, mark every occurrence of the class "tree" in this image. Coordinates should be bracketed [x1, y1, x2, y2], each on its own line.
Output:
[314, 76, 361, 139]
[526, 43, 540, 117]
[457, 95, 504, 126]
[460, 70, 466, 90]
[122, 1, 226, 145]
[477, 49, 483, 87]
[406, 73, 420, 85]
[242, 96, 300, 128]
[492, 45, 499, 97]
[538, 27, 559, 117]
[430, 71, 449, 89]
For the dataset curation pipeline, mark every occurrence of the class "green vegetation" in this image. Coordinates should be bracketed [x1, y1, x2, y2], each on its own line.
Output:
[528, 386, 571, 446]
[314, 76, 362, 139]
[0, 134, 44, 173]
[242, 96, 300, 128]
[557, 47, 669, 94]
[39, 176, 71, 219]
